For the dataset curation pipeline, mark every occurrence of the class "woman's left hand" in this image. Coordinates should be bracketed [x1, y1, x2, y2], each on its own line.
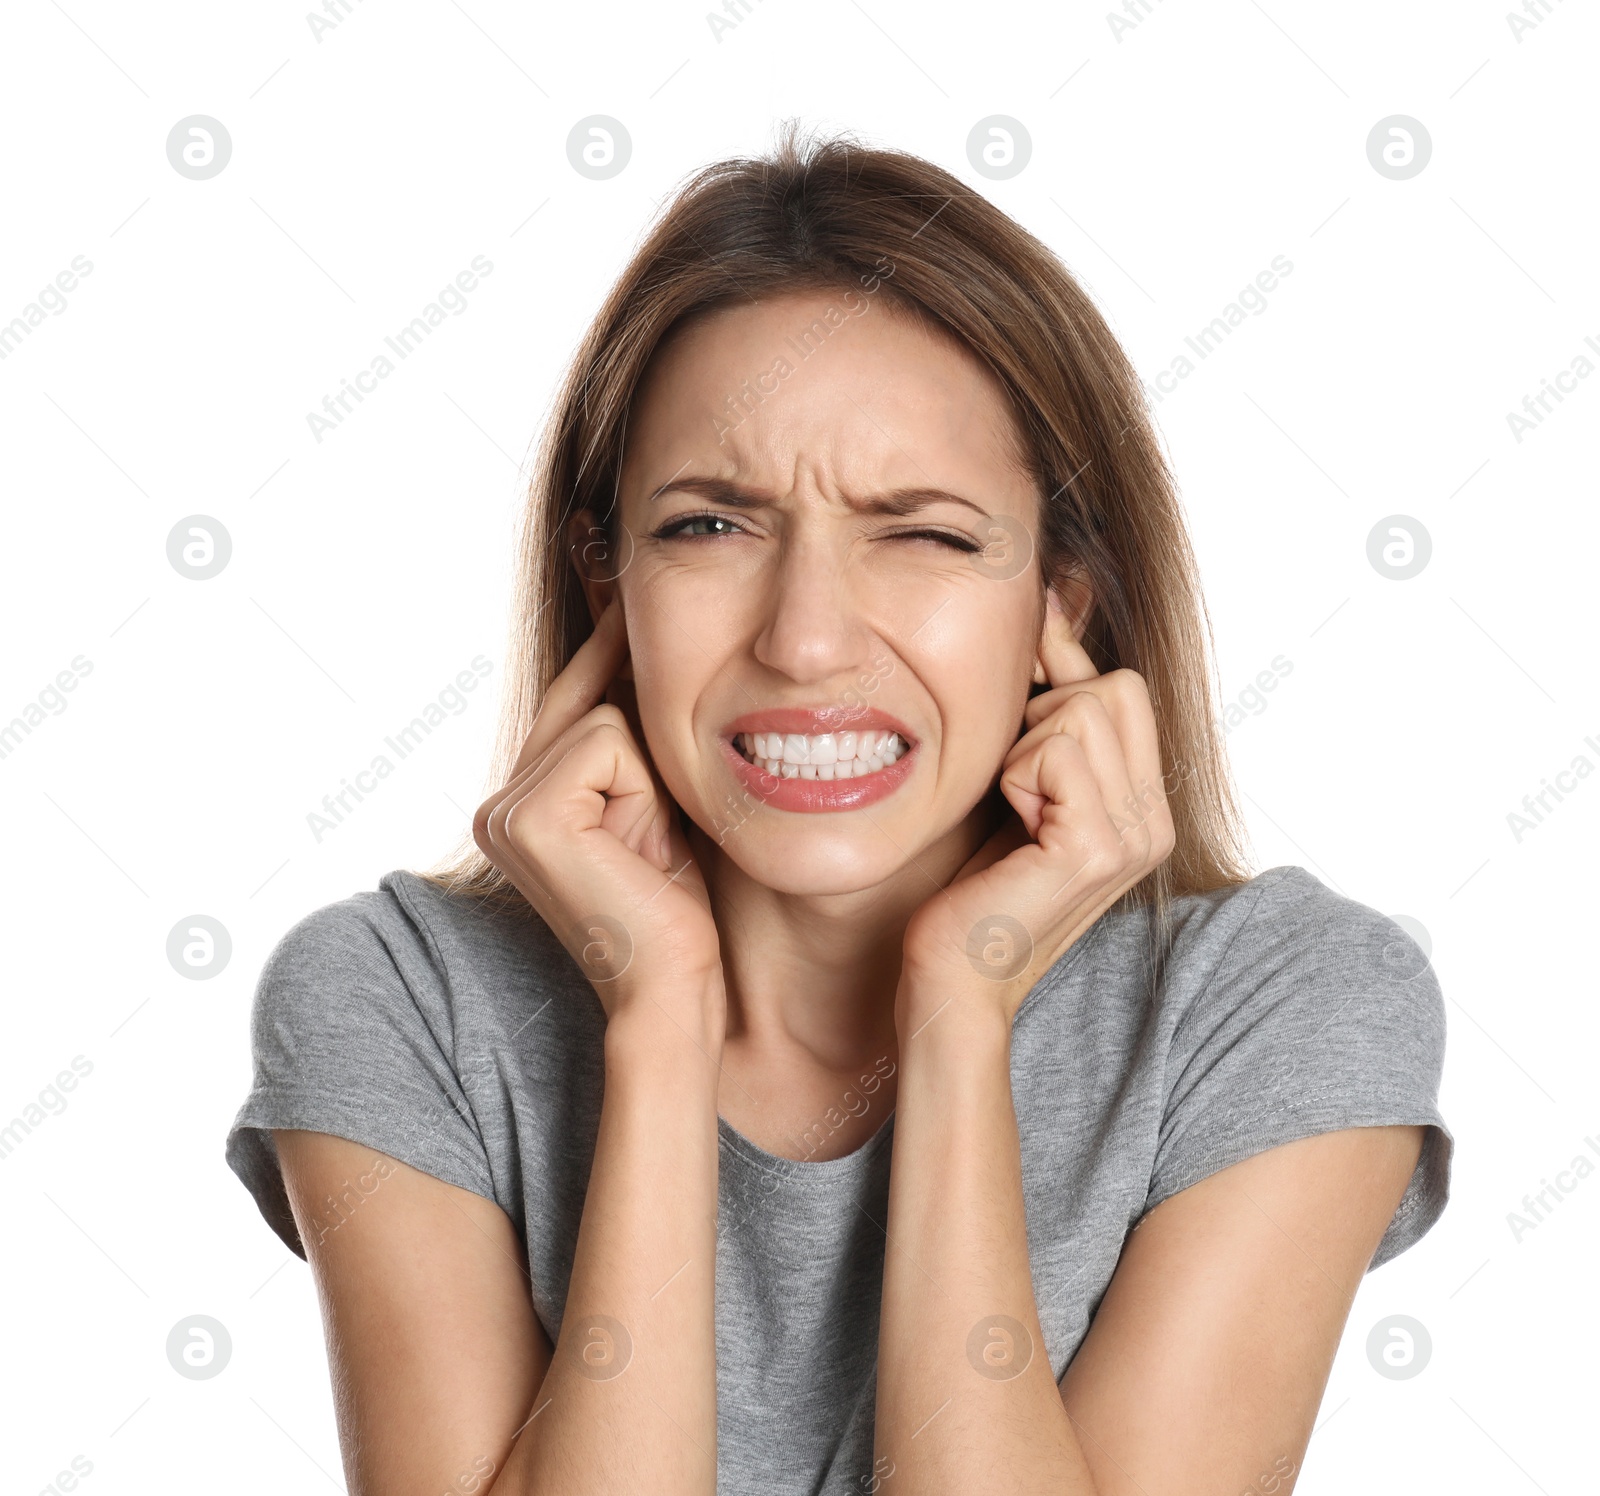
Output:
[899, 619, 1177, 1028]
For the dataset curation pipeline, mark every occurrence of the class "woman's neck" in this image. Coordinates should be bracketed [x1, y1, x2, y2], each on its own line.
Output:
[684, 791, 1004, 1070]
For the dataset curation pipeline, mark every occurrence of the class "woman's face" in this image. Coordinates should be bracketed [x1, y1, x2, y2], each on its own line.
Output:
[585, 286, 1073, 896]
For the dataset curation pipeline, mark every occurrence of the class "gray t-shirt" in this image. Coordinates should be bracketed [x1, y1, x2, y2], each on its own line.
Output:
[225, 862, 1451, 1495]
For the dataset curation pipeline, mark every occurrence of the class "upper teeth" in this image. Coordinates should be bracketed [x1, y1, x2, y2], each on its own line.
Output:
[736, 730, 907, 779]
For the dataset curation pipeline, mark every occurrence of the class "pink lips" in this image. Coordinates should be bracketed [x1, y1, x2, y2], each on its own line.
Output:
[718, 706, 919, 814]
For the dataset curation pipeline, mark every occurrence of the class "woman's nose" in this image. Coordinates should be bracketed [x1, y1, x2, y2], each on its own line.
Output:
[749, 531, 875, 687]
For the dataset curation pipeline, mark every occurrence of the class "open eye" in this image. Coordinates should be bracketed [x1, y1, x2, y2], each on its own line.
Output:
[649, 511, 748, 540]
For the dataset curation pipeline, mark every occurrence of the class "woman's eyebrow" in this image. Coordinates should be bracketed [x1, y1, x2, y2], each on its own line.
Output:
[646, 474, 991, 517]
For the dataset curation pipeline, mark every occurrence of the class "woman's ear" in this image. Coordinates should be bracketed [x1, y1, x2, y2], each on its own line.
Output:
[566, 509, 633, 680]
[566, 509, 612, 623]
[1031, 571, 1094, 686]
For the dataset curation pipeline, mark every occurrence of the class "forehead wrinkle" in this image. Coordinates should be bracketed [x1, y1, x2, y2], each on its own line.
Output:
[626, 296, 1040, 522]
[646, 473, 993, 519]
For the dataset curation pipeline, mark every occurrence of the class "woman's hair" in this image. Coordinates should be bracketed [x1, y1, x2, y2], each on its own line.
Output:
[417, 120, 1255, 931]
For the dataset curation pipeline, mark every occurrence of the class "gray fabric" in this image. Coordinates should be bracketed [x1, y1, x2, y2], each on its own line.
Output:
[225, 862, 1451, 1495]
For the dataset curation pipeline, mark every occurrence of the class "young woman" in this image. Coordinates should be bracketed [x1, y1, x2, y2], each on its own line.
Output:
[227, 126, 1451, 1496]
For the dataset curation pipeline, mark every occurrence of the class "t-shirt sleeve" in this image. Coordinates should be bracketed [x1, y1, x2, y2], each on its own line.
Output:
[224, 887, 499, 1259]
[1145, 866, 1452, 1270]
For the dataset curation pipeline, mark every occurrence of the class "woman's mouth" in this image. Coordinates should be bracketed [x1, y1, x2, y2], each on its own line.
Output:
[717, 723, 919, 813]
[732, 729, 909, 780]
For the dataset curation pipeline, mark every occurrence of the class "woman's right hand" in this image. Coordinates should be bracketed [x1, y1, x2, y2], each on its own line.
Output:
[285, 597, 725, 1496]
[473, 597, 724, 1025]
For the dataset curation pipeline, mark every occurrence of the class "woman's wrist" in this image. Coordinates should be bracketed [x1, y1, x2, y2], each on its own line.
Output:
[894, 972, 1013, 1059]
[603, 977, 727, 1085]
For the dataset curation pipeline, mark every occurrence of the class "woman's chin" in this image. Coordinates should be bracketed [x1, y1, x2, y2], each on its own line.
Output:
[685, 813, 920, 898]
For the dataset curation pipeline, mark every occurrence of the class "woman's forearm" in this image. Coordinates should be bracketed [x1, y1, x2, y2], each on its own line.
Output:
[499, 986, 723, 1495]
[874, 987, 1098, 1492]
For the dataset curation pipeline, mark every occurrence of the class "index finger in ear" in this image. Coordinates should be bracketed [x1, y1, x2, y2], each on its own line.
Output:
[1037, 593, 1100, 693]
[513, 598, 629, 777]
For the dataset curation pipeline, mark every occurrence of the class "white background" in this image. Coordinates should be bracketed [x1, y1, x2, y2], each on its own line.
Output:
[1, 0, 1595, 1490]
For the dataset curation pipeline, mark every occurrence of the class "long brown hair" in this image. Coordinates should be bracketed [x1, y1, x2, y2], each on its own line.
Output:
[417, 121, 1254, 929]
